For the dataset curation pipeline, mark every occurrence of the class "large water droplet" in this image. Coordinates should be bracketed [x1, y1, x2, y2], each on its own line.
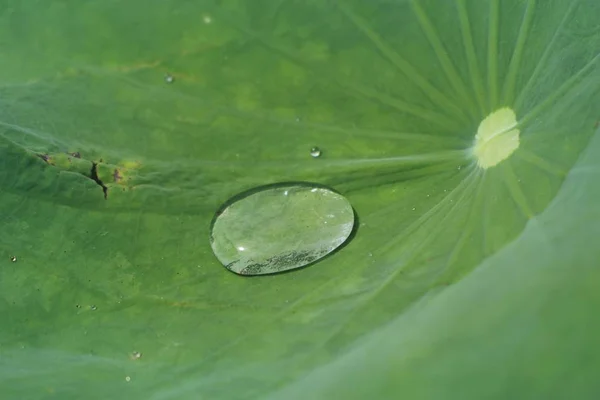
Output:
[310, 147, 322, 158]
[210, 184, 355, 276]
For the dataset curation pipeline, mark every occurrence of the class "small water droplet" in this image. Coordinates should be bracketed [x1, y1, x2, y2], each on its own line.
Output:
[457, 165, 462, 170]
[90, 305, 97, 311]
[203, 14, 212, 24]
[295, 116, 301, 123]
[164, 74, 174, 84]
[125, 376, 131, 382]
[210, 184, 355, 276]
[130, 351, 142, 360]
[10, 256, 16, 262]
[426, 194, 430, 197]
[310, 147, 322, 158]
[412, 207, 416, 211]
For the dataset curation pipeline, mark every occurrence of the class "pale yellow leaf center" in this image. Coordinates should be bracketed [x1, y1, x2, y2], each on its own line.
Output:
[473, 107, 520, 169]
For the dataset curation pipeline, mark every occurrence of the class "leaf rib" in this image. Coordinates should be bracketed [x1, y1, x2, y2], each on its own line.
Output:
[317, 168, 482, 350]
[515, 0, 580, 110]
[434, 170, 486, 283]
[456, 0, 486, 115]
[487, 0, 500, 110]
[520, 52, 600, 128]
[503, 162, 533, 219]
[502, 0, 537, 106]
[517, 149, 566, 177]
[336, 0, 469, 124]
[412, 0, 477, 118]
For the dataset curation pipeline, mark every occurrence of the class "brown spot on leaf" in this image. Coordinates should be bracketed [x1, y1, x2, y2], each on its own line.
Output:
[37, 153, 54, 165]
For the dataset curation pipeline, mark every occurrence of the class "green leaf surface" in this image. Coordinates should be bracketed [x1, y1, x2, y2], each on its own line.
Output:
[1, 0, 599, 399]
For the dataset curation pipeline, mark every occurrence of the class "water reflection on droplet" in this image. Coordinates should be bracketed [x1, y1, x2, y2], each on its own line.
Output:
[310, 147, 322, 158]
[210, 184, 355, 276]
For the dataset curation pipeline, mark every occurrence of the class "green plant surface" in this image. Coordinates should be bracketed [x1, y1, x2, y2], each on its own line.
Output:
[0, 0, 599, 399]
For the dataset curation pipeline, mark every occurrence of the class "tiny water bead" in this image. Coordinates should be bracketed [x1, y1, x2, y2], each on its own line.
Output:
[210, 184, 355, 276]
[473, 107, 520, 169]
[164, 74, 174, 84]
[310, 147, 322, 158]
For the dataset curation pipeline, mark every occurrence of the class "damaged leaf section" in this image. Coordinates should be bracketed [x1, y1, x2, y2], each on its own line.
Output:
[37, 151, 142, 199]
[37, 151, 93, 176]
[95, 160, 141, 189]
[90, 162, 108, 199]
